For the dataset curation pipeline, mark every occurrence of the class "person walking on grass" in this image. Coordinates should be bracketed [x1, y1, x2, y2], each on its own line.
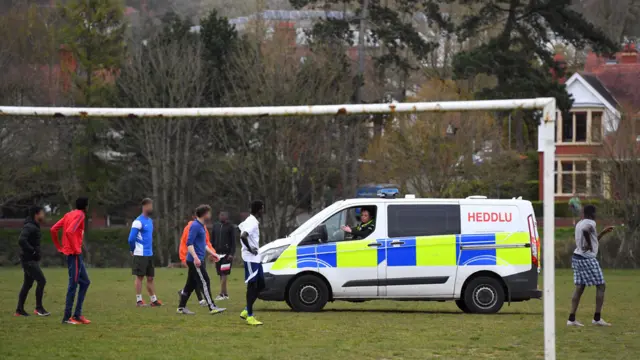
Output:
[15, 206, 50, 317]
[128, 198, 162, 307]
[178, 211, 216, 307]
[567, 204, 615, 327]
[177, 205, 225, 315]
[239, 200, 265, 326]
[50, 197, 92, 325]
[212, 211, 236, 301]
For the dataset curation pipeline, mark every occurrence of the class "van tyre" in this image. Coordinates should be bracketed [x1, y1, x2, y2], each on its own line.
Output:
[455, 299, 471, 313]
[287, 275, 329, 312]
[463, 277, 505, 314]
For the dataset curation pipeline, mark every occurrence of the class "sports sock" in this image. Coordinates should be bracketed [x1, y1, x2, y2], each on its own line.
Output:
[594, 312, 601, 321]
[136, 294, 143, 302]
[151, 295, 157, 302]
[568, 313, 576, 322]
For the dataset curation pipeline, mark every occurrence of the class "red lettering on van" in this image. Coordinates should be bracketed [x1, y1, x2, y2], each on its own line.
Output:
[467, 212, 513, 223]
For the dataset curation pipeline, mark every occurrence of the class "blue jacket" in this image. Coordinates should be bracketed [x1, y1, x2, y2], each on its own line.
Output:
[186, 219, 207, 262]
[128, 215, 154, 256]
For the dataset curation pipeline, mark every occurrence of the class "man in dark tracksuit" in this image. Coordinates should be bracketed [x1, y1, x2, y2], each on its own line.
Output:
[15, 206, 50, 317]
[212, 211, 236, 300]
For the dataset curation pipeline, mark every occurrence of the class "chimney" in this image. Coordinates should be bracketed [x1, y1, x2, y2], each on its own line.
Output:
[621, 42, 638, 64]
[551, 53, 567, 84]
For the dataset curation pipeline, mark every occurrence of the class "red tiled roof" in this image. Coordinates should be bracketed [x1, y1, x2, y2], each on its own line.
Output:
[584, 52, 640, 110]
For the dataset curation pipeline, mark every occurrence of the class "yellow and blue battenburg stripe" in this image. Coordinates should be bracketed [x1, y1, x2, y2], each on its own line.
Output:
[270, 232, 531, 270]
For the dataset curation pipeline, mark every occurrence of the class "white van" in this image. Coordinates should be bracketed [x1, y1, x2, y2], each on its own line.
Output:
[258, 196, 541, 314]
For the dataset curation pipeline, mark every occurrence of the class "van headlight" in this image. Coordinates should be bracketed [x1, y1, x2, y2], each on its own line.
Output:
[261, 245, 288, 263]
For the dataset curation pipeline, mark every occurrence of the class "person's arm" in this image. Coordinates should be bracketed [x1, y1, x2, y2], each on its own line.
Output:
[205, 230, 215, 253]
[186, 224, 201, 266]
[66, 212, 85, 254]
[582, 230, 593, 252]
[18, 226, 35, 255]
[349, 222, 375, 239]
[179, 225, 189, 263]
[240, 231, 258, 255]
[598, 226, 615, 240]
[50, 217, 64, 252]
[128, 220, 142, 255]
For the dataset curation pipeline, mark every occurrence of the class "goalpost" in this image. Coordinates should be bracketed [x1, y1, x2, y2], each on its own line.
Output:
[0, 98, 557, 359]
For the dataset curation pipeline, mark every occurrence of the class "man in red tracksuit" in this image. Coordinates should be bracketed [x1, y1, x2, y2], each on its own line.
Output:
[50, 197, 91, 325]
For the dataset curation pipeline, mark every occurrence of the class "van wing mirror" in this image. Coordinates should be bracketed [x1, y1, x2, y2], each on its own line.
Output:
[300, 224, 328, 245]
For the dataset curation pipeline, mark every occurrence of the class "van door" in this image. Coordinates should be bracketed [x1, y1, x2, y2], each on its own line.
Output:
[383, 204, 459, 298]
[316, 204, 385, 298]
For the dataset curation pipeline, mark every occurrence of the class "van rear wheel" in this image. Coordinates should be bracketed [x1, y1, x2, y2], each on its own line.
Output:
[287, 275, 329, 312]
[463, 276, 505, 314]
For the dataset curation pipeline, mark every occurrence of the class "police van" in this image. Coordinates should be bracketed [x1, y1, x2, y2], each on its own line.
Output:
[258, 195, 542, 314]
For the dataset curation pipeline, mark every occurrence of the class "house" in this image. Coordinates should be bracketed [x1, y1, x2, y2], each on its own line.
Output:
[539, 44, 640, 201]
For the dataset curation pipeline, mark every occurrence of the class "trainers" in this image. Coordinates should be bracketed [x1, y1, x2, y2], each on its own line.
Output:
[240, 309, 248, 320]
[34, 308, 51, 316]
[177, 307, 195, 315]
[592, 319, 612, 326]
[199, 300, 208, 307]
[150, 300, 163, 307]
[63, 318, 81, 325]
[567, 320, 584, 327]
[246, 316, 263, 326]
[210, 307, 226, 315]
[137, 300, 147, 307]
[224, 294, 230, 300]
[72, 316, 91, 324]
[14, 309, 29, 317]
[215, 294, 226, 301]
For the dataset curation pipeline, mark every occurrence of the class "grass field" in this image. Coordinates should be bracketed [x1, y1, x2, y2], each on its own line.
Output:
[1, 268, 639, 360]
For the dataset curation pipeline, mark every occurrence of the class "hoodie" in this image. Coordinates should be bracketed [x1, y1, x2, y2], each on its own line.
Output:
[18, 217, 42, 262]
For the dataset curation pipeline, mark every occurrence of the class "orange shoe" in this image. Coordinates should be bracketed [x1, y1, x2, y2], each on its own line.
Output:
[150, 300, 163, 307]
[72, 316, 91, 324]
[63, 318, 82, 325]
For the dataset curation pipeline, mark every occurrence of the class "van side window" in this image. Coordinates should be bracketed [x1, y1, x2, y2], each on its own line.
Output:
[388, 204, 461, 237]
[322, 205, 378, 242]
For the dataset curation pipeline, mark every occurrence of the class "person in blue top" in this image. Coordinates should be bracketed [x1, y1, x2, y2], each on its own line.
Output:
[177, 204, 225, 315]
[128, 198, 162, 307]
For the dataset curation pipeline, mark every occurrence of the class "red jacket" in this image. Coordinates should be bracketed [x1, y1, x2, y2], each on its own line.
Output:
[50, 210, 86, 255]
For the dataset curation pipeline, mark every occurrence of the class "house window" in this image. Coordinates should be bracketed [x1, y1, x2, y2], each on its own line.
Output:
[557, 109, 604, 144]
[554, 159, 603, 196]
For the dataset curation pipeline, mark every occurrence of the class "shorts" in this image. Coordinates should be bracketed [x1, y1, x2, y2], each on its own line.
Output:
[572, 255, 604, 286]
[132, 256, 154, 277]
[216, 257, 232, 276]
[244, 261, 263, 284]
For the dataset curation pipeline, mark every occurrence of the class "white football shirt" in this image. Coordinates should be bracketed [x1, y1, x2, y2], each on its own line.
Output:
[239, 214, 260, 263]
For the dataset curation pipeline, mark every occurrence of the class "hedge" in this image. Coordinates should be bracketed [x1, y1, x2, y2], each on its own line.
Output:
[0, 228, 133, 267]
[530, 200, 600, 218]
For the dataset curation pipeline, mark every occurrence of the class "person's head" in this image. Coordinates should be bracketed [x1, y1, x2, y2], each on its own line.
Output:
[251, 200, 264, 218]
[75, 197, 89, 212]
[219, 211, 229, 223]
[29, 206, 45, 223]
[360, 208, 374, 223]
[584, 204, 596, 220]
[195, 204, 212, 222]
[141, 198, 153, 216]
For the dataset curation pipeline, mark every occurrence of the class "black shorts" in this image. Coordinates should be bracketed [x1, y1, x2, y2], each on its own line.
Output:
[215, 257, 232, 276]
[132, 256, 154, 277]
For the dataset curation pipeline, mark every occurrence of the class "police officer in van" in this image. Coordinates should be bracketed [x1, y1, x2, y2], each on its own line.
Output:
[341, 207, 375, 240]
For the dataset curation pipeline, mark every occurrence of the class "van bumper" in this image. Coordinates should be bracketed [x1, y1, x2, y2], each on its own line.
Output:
[258, 272, 292, 301]
[504, 266, 542, 301]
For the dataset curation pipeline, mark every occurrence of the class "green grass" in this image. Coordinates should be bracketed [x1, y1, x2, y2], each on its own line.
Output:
[1, 268, 639, 360]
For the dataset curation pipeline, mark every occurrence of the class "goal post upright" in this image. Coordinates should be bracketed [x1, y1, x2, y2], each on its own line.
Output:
[0, 98, 557, 359]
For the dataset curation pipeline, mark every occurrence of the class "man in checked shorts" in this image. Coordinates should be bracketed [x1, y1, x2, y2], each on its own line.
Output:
[567, 205, 614, 327]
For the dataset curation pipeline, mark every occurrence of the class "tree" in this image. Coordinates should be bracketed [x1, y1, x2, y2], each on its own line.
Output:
[428, 0, 619, 152]
[59, 0, 126, 106]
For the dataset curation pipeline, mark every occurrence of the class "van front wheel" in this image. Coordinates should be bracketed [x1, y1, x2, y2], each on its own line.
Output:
[463, 277, 505, 314]
[287, 275, 329, 312]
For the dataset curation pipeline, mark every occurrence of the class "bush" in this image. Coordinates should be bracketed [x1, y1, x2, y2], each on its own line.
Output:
[0, 227, 133, 267]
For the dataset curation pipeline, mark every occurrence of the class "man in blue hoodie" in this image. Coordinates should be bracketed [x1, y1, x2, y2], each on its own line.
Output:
[128, 198, 162, 307]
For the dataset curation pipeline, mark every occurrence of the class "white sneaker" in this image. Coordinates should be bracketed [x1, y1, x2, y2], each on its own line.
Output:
[199, 300, 208, 307]
[214, 295, 226, 301]
[224, 295, 229, 300]
[592, 319, 612, 326]
[567, 320, 584, 327]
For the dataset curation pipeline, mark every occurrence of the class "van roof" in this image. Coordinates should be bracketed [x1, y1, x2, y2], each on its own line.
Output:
[340, 197, 532, 204]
